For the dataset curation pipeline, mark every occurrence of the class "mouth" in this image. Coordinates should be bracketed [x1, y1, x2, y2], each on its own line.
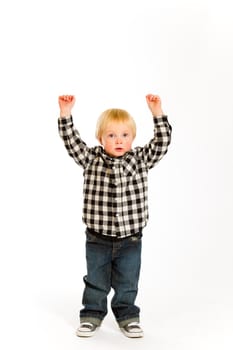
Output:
[115, 147, 124, 152]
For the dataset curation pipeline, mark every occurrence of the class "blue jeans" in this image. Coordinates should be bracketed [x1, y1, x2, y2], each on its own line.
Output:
[80, 229, 142, 327]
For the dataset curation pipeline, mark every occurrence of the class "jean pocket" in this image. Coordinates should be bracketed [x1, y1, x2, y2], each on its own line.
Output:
[85, 229, 98, 243]
[129, 232, 142, 242]
[130, 236, 140, 242]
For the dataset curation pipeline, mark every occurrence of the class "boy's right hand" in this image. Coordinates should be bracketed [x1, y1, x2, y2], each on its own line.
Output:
[58, 95, 76, 117]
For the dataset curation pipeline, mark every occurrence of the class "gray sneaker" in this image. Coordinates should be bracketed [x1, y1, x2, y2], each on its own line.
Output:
[120, 322, 144, 338]
[76, 322, 99, 337]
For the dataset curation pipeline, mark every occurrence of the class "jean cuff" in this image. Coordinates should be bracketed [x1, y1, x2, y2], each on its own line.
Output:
[118, 317, 140, 328]
[80, 317, 102, 326]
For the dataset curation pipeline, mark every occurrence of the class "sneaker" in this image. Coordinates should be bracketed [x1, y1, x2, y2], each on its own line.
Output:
[76, 322, 99, 337]
[120, 322, 144, 338]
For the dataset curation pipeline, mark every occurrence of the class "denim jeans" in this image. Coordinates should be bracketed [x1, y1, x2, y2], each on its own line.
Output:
[80, 229, 142, 327]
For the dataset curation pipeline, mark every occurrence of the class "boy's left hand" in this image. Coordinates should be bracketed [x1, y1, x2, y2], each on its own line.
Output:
[146, 94, 164, 117]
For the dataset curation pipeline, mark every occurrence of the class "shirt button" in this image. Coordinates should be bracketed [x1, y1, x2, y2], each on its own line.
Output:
[115, 213, 119, 217]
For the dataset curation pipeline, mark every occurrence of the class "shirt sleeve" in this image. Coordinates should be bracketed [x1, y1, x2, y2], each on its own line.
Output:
[135, 116, 172, 170]
[58, 116, 96, 169]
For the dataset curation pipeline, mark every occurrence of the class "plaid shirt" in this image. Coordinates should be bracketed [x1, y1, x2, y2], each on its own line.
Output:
[58, 115, 172, 238]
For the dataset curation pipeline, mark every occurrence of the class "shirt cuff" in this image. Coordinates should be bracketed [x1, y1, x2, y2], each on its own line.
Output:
[153, 115, 168, 124]
[58, 115, 73, 125]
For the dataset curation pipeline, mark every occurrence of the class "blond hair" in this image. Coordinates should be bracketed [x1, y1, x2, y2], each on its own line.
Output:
[95, 108, 136, 141]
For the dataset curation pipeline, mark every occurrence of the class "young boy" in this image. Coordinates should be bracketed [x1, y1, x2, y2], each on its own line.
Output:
[58, 94, 172, 338]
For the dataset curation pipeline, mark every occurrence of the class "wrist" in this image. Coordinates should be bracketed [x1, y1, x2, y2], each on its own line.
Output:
[152, 110, 164, 117]
[60, 110, 71, 118]
[151, 108, 164, 118]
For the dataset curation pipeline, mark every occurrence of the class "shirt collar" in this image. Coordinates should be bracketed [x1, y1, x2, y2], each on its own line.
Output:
[96, 147, 137, 176]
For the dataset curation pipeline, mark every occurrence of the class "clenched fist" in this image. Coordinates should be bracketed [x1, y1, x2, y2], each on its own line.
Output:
[58, 95, 76, 118]
[146, 94, 164, 117]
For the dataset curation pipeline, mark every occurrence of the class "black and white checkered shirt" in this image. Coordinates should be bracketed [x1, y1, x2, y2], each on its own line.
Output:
[58, 115, 172, 238]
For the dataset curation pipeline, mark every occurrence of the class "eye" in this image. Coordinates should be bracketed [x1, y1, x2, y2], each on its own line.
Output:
[108, 133, 115, 138]
[123, 133, 129, 138]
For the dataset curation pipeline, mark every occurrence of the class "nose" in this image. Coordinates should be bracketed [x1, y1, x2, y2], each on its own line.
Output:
[116, 136, 122, 144]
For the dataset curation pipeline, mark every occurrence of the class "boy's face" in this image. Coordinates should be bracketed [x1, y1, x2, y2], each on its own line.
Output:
[100, 121, 134, 158]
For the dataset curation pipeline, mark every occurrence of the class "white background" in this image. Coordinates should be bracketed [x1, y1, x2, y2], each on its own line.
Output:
[0, 0, 233, 349]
